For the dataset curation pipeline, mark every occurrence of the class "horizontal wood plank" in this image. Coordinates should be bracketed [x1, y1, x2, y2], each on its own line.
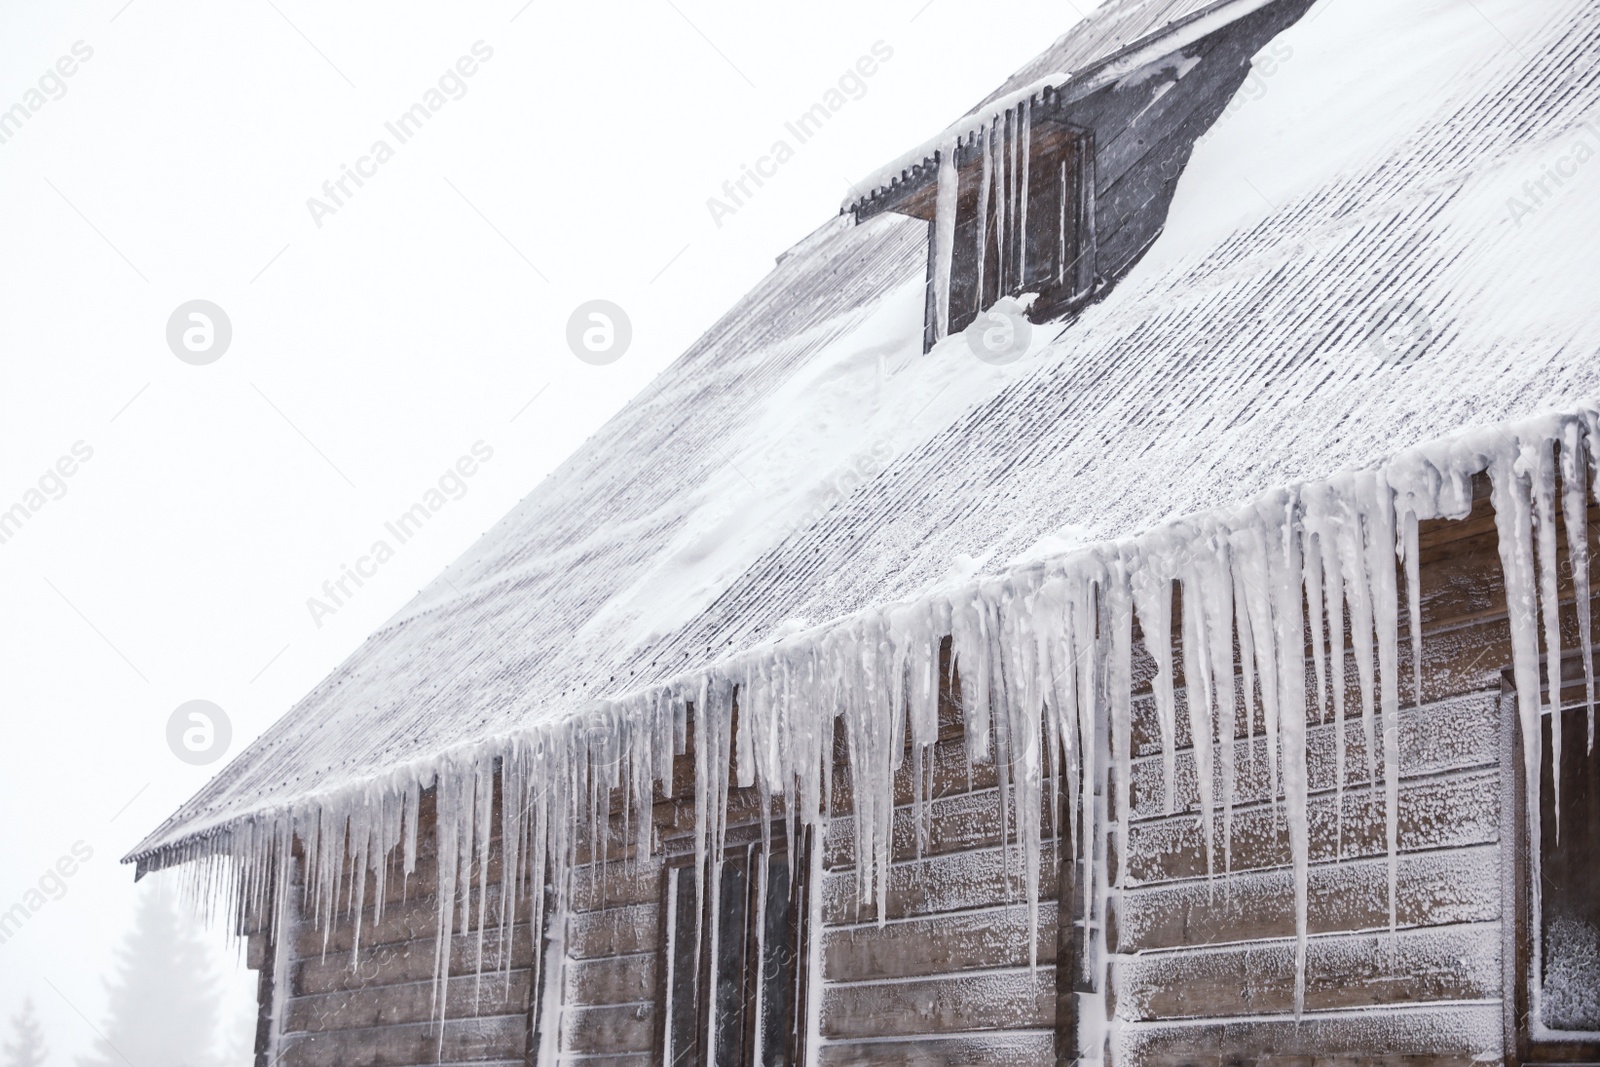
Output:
[561, 1001, 654, 1056]
[292, 885, 537, 958]
[1127, 693, 1497, 818]
[823, 842, 1058, 925]
[831, 736, 999, 814]
[825, 903, 1057, 981]
[566, 902, 660, 960]
[283, 972, 530, 1034]
[290, 926, 536, 995]
[1116, 922, 1501, 1020]
[818, 1030, 1054, 1066]
[1114, 1001, 1504, 1066]
[280, 1014, 525, 1067]
[825, 788, 1059, 870]
[568, 859, 663, 914]
[1115, 844, 1502, 952]
[564, 953, 658, 1007]
[1122, 769, 1499, 885]
[822, 969, 1054, 1039]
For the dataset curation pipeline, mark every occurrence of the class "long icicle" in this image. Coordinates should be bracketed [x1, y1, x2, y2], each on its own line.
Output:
[1531, 442, 1563, 839]
[1305, 485, 1350, 859]
[1560, 421, 1595, 753]
[1361, 472, 1402, 935]
[1267, 491, 1310, 1018]
[1130, 566, 1178, 813]
[932, 140, 958, 343]
[1179, 560, 1217, 883]
[1491, 445, 1545, 983]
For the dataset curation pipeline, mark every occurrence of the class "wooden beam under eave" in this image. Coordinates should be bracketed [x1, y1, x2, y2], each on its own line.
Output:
[853, 98, 1079, 224]
[854, 160, 942, 223]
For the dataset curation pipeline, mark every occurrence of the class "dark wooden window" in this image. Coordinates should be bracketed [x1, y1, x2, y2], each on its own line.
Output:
[661, 837, 811, 1067]
[937, 114, 1094, 341]
[856, 92, 1095, 352]
[1509, 656, 1600, 1064]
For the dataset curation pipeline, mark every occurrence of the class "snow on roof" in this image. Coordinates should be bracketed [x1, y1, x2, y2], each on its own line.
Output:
[975, 0, 1264, 110]
[842, 0, 1286, 211]
[133, 0, 1600, 865]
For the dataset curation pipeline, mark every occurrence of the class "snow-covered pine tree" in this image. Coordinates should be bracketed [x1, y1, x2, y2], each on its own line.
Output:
[77, 886, 220, 1067]
[2, 998, 48, 1067]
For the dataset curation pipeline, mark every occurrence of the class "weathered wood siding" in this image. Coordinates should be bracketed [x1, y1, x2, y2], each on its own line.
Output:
[788, 478, 1593, 1065]
[560, 856, 665, 1065]
[816, 731, 1061, 1065]
[1105, 482, 1598, 1066]
[246, 793, 543, 1067]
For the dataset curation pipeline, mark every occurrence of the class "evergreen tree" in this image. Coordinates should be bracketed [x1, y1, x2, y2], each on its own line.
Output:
[77, 886, 219, 1067]
[2, 998, 47, 1067]
[215, 981, 261, 1067]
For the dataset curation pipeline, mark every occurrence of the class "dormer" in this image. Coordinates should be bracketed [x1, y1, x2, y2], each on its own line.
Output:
[846, 0, 1317, 351]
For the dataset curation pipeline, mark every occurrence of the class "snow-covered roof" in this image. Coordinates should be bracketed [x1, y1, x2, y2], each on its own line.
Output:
[132, 0, 1600, 867]
[843, 0, 1288, 211]
[975, 0, 1272, 110]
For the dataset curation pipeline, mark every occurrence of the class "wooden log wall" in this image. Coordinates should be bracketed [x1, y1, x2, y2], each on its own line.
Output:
[243, 790, 544, 1067]
[815, 713, 1062, 1065]
[559, 854, 664, 1065]
[1109, 479, 1600, 1067]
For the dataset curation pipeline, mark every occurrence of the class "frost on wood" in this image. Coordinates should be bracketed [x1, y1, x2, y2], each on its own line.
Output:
[1540, 915, 1600, 1033]
[156, 408, 1600, 1060]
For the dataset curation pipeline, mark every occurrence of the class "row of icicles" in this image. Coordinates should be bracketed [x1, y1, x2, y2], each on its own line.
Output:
[167, 408, 1597, 1060]
[932, 95, 1044, 341]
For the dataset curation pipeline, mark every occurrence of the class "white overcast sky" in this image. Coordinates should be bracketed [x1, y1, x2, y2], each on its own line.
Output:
[0, 0, 1109, 1059]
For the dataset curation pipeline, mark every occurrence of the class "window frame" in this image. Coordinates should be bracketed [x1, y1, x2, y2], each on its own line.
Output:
[657, 827, 814, 1067]
[1503, 652, 1600, 1066]
[920, 116, 1097, 349]
[852, 90, 1097, 353]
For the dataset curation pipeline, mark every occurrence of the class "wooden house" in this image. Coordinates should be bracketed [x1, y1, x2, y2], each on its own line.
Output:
[128, 0, 1600, 1064]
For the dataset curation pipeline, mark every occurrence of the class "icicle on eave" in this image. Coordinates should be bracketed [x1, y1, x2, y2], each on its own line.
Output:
[1269, 492, 1310, 1019]
[148, 406, 1600, 1066]
[1530, 442, 1564, 840]
[1559, 420, 1596, 754]
[931, 141, 959, 342]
